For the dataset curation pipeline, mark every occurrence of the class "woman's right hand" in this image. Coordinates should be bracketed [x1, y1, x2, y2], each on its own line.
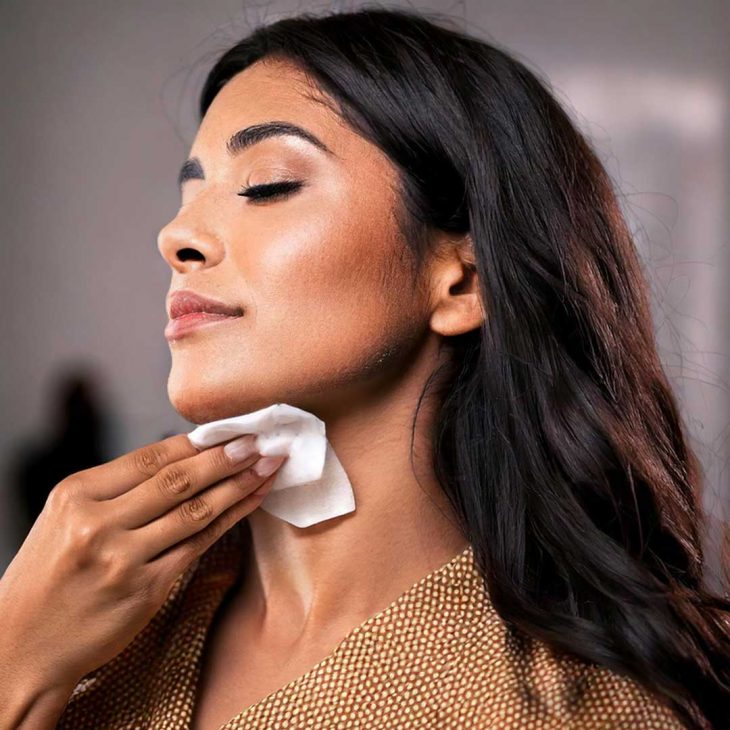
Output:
[0, 432, 286, 701]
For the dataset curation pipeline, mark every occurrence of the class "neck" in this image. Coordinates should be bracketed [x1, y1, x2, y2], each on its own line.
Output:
[235, 345, 468, 643]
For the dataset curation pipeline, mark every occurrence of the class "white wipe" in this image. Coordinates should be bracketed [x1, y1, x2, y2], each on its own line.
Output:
[187, 402, 356, 528]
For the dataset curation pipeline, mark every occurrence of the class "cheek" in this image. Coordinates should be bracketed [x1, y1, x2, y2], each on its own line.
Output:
[240, 207, 426, 390]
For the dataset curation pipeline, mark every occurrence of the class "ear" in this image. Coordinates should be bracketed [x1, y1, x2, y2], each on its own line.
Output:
[428, 232, 485, 337]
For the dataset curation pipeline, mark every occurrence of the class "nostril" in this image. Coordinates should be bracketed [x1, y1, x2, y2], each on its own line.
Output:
[177, 247, 205, 262]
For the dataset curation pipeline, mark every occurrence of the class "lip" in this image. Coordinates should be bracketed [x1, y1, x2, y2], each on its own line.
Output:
[165, 311, 242, 341]
[165, 289, 244, 341]
[168, 289, 243, 319]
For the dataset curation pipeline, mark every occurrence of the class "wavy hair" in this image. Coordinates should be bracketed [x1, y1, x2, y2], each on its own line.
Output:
[198, 6, 730, 728]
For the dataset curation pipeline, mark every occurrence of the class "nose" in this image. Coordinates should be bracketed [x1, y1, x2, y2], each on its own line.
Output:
[156, 213, 224, 272]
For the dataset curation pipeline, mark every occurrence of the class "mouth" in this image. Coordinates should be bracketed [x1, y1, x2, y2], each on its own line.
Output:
[164, 311, 243, 341]
[165, 288, 245, 342]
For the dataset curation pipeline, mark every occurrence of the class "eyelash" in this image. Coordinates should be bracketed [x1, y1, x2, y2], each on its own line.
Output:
[237, 180, 304, 202]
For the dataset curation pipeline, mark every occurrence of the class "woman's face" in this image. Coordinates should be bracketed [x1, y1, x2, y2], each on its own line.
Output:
[157, 58, 433, 425]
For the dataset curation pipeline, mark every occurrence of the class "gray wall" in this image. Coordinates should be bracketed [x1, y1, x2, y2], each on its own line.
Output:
[1, 0, 728, 583]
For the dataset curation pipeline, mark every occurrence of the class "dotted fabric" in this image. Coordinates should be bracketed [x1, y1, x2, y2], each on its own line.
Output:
[56, 522, 691, 729]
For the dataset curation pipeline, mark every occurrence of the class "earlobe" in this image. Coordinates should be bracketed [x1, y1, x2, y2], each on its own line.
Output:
[428, 233, 485, 337]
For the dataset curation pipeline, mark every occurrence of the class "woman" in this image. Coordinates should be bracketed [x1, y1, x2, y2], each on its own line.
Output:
[2, 6, 728, 729]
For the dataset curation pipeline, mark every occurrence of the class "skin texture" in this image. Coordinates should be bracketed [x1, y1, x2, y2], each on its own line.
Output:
[157, 57, 484, 727]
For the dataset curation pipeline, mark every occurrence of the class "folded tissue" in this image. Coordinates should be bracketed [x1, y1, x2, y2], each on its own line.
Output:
[187, 402, 356, 528]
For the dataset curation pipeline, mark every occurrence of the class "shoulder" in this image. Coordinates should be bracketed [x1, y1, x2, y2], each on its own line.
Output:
[425, 546, 691, 728]
[442, 620, 687, 729]
[551, 656, 687, 729]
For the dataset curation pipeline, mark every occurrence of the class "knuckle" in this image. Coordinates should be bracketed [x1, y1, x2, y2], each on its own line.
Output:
[179, 495, 212, 524]
[60, 473, 85, 493]
[67, 519, 105, 560]
[96, 548, 133, 589]
[157, 465, 192, 497]
[45, 476, 94, 518]
[45, 480, 78, 512]
[212, 445, 236, 470]
[64, 473, 87, 495]
[190, 517, 223, 551]
[133, 444, 166, 477]
[232, 467, 256, 488]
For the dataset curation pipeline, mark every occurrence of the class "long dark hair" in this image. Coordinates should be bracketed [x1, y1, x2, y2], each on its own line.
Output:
[198, 7, 730, 728]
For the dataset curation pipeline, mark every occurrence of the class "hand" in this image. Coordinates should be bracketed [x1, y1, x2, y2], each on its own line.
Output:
[0, 432, 285, 692]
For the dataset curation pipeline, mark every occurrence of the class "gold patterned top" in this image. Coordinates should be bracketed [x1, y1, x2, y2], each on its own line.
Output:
[56, 523, 688, 729]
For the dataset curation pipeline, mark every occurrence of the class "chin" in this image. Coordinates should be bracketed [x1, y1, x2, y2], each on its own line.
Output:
[168, 389, 228, 425]
[166, 371, 282, 425]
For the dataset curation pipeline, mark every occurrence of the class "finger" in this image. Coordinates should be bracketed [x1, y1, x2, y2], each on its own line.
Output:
[140, 461, 284, 567]
[79, 433, 203, 501]
[112, 435, 264, 529]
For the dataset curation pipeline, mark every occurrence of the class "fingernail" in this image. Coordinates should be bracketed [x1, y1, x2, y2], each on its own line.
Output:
[223, 435, 258, 463]
[254, 454, 286, 478]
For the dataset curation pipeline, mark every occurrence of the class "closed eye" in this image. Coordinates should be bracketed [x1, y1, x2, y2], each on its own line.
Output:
[237, 180, 304, 202]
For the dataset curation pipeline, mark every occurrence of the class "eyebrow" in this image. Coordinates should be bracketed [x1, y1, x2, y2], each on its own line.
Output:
[177, 120, 334, 188]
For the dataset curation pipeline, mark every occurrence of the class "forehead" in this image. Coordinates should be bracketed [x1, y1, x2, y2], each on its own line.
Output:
[192, 57, 351, 159]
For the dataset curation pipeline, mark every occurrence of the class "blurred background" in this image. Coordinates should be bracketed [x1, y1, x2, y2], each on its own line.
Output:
[1, 0, 728, 587]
